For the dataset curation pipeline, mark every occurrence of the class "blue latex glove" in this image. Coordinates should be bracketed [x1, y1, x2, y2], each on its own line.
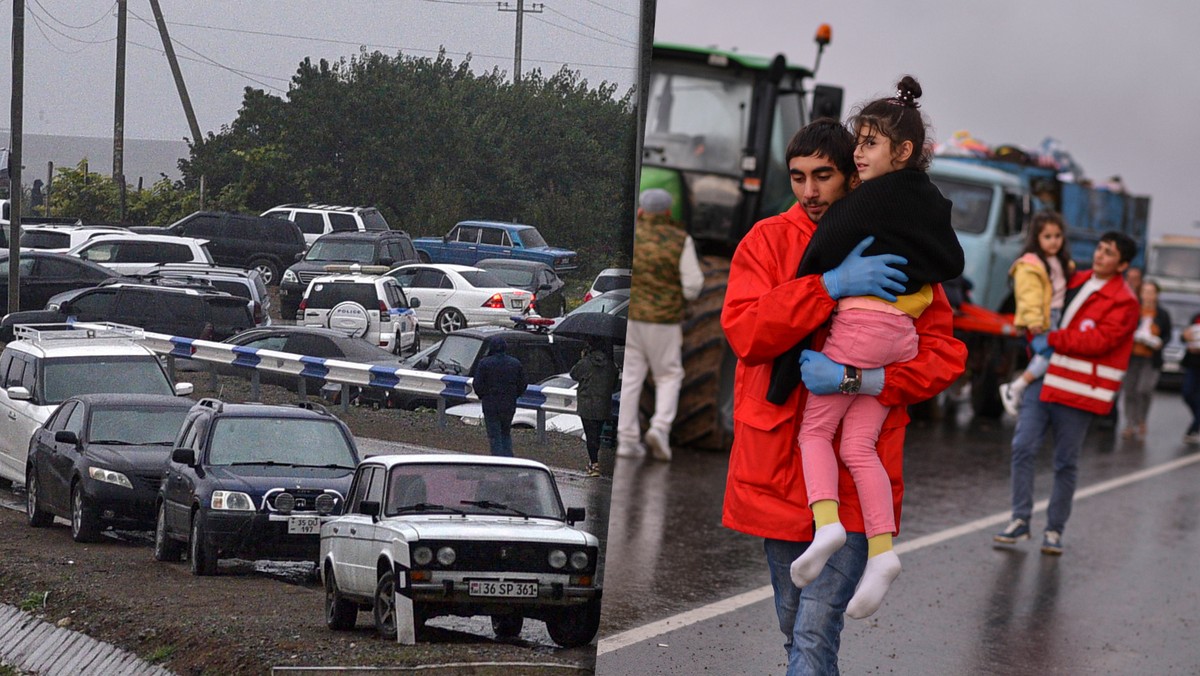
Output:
[1030, 333, 1053, 356]
[799, 349, 844, 395]
[821, 236, 909, 302]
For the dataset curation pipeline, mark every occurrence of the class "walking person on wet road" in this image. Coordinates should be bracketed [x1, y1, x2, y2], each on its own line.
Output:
[995, 232, 1140, 555]
[473, 336, 527, 457]
[721, 118, 966, 675]
[1120, 279, 1171, 440]
[571, 336, 620, 477]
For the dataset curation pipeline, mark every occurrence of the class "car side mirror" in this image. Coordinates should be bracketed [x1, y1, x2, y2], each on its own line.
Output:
[443, 234, 450, 243]
[171, 447, 196, 467]
[6, 386, 32, 401]
[360, 500, 381, 521]
[295, 253, 304, 262]
[378, 257, 394, 267]
[539, 283, 553, 291]
[408, 297, 421, 309]
[54, 430, 80, 446]
[566, 506, 585, 525]
[174, 382, 194, 396]
[414, 357, 430, 369]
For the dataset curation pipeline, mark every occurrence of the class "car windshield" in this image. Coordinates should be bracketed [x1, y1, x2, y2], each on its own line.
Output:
[929, 177, 993, 235]
[88, 406, 190, 445]
[384, 463, 564, 519]
[41, 357, 174, 405]
[459, 270, 507, 288]
[306, 240, 376, 263]
[489, 268, 535, 287]
[1159, 297, 1200, 330]
[569, 290, 628, 316]
[430, 335, 484, 375]
[518, 228, 548, 248]
[206, 417, 356, 467]
[20, 231, 71, 249]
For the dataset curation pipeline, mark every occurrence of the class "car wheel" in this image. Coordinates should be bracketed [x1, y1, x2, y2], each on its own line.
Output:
[435, 308, 466, 334]
[26, 466, 53, 528]
[70, 482, 100, 543]
[249, 258, 280, 286]
[325, 566, 358, 630]
[154, 502, 183, 562]
[491, 614, 524, 639]
[189, 512, 218, 576]
[373, 571, 398, 639]
[546, 598, 602, 648]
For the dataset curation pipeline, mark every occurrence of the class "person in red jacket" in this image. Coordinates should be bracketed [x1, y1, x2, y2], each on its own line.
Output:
[994, 231, 1140, 555]
[721, 118, 967, 674]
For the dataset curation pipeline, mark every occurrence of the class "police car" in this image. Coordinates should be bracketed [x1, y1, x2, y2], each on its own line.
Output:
[299, 266, 421, 356]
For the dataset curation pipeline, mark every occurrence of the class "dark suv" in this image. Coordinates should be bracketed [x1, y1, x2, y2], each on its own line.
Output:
[148, 211, 306, 286]
[153, 399, 360, 575]
[279, 230, 419, 318]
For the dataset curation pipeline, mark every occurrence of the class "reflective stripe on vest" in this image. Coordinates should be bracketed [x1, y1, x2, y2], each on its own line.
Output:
[1049, 353, 1126, 382]
[1043, 372, 1118, 403]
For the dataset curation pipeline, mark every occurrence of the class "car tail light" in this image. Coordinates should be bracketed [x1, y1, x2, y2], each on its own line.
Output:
[482, 293, 505, 309]
[252, 301, 264, 325]
[298, 299, 307, 312]
[529, 294, 538, 311]
[583, 291, 593, 302]
[379, 300, 389, 314]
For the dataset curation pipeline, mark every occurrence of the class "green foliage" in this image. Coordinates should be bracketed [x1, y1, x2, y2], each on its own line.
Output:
[18, 590, 48, 612]
[145, 645, 177, 663]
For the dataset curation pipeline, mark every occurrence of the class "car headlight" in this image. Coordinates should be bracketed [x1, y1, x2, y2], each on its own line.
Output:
[412, 546, 433, 566]
[211, 491, 255, 511]
[569, 551, 589, 570]
[281, 269, 298, 283]
[87, 467, 133, 489]
[436, 546, 456, 566]
[274, 492, 295, 513]
[548, 549, 567, 569]
[315, 493, 336, 515]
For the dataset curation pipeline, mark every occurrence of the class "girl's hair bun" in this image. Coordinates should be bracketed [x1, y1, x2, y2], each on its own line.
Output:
[894, 75, 922, 108]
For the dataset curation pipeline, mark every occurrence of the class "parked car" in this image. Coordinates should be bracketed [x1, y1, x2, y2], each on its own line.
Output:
[0, 250, 120, 316]
[261, 203, 391, 248]
[153, 399, 360, 575]
[477, 258, 568, 318]
[412, 221, 578, 272]
[319, 454, 601, 647]
[299, 270, 421, 356]
[0, 323, 193, 487]
[67, 233, 215, 275]
[550, 288, 630, 329]
[19, 224, 132, 253]
[25, 393, 195, 541]
[0, 279, 256, 343]
[583, 267, 632, 302]
[279, 230, 420, 318]
[138, 264, 273, 328]
[386, 263, 533, 334]
[144, 210, 306, 286]
[446, 373, 582, 436]
[1157, 290, 1200, 388]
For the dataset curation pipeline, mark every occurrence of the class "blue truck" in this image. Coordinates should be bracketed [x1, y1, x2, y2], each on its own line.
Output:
[412, 220, 578, 272]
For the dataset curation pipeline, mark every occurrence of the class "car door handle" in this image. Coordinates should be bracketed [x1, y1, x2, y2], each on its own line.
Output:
[349, 528, 357, 535]
[331, 526, 339, 534]
[7, 411, 15, 420]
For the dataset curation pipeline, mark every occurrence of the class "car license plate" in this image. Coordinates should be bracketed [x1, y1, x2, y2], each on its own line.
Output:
[509, 299, 524, 309]
[287, 516, 319, 534]
[468, 580, 538, 598]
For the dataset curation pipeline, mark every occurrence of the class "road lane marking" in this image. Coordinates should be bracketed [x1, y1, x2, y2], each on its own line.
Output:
[596, 451, 1200, 655]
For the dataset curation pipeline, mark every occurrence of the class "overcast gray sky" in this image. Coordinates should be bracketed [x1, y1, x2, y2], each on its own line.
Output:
[1, 0, 640, 139]
[653, 1, 1200, 240]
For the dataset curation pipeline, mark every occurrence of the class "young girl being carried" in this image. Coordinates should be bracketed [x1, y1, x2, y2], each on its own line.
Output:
[788, 77, 964, 619]
[998, 212, 1075, 416]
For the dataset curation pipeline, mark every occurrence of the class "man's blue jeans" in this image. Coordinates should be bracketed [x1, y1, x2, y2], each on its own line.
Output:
[764, 534, 867, 676]
[484, 413, 514, 457]
[1010, 380, 1094, 533]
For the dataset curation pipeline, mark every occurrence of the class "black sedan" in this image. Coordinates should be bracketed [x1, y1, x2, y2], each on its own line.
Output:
[0, 250, 120, 316]
[476, 258, 568, 318]
[25, 393, 195, 541]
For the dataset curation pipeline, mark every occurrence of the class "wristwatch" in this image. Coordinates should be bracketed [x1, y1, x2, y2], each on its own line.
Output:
[838, 365, 862, 395]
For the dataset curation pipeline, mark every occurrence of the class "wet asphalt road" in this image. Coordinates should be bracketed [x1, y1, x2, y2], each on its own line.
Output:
[597, 391, 1200, 674]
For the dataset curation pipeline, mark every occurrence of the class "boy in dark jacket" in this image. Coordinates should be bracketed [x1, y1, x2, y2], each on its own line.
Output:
[473, 336, 528, 456]
[570, 337, 620, 476]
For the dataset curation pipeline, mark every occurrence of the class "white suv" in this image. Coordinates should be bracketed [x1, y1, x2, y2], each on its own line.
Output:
[0, 323, 193, 487]
[261, 203, 391, 248]
[19, 224, 132, 253]
[67, 233, 215, 275]
[299, 267, 421, 356]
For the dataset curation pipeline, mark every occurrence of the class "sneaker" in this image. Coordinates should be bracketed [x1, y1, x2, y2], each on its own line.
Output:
[1041, 530, 1064, 555]
[993, 518, 1030, 544]
[645, 427, 672, 461]
[1184, 430, 1200, 445]
[585, 462, 602, 477]
[616, 443, 645, 459]
[999, 382, 1022, 417]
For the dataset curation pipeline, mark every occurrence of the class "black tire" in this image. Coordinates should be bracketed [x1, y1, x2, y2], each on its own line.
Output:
[546, 598, 601, 648]
[154, 502, 183, 562]
[373, 571, 397, 639]
[189, 512, 218, 576]
[26, 466, 52, 528]
[0, 476, 13, 489]
[491, 614, 524, 639]
[325, 566, 358, 630]
[435, 308, 466, 334]
[70, 483, 100, 543]
[249, 258, 280, 286]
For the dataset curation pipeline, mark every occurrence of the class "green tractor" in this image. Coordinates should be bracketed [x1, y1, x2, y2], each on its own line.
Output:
[640, 27, 843, 451]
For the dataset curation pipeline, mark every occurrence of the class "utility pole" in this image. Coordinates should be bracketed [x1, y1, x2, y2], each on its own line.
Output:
[113, 0, 127, 220]
[148, 0, 202, 146]
[497, 0, 542, 82]
[8, 0, 24, 314]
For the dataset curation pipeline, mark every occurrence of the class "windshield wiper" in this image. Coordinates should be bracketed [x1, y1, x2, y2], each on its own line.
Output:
[227, 460, 295, 467]
[460, 500, 529, 518]
[89, 440, 134, 445]
[394, 502, 466, 515]
[291, 463, 356, 470]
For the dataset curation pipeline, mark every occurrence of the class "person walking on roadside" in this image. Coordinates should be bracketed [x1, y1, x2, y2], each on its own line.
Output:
[1180, 311, 1200, 444]
[995, 232, 1140, 555]
[571, 336, 620, 477]
[1121, 280, 1171, 439]
[473, 336, 527, 457]
[722, 118, 966, 674]
[616, 188, 703, 462]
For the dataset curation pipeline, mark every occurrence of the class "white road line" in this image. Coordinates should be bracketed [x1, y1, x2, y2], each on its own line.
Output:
[596, 452, 1200, 656]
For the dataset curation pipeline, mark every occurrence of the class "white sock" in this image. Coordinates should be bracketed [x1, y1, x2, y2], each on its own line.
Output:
[789, 523, 847, 587]
[846, 551, 902, 619]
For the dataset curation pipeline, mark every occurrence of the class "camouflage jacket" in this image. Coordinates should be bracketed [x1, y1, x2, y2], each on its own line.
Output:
[629, 213, 688, 324]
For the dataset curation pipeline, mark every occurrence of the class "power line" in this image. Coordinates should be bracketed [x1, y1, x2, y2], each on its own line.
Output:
[575, 0, 637, 19]
[126, 38, 290, 92]
[31, 0, 115, 30]
[543, 5, 637, 46]
[127, 8, 283, 92]
[529, 13, 632, 49]
[25, 4, 114, 53]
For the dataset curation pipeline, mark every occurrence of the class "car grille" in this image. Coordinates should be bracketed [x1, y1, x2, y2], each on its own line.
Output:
[131, 470, 164, 493]
[297, 270, 325, 284]
[418, 540, 598, 574]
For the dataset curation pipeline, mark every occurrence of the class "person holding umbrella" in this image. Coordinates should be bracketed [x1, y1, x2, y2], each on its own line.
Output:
[571, 336, 620, 477]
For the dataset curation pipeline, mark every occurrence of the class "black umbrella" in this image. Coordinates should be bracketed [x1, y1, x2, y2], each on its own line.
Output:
[552, 311, 627, 346]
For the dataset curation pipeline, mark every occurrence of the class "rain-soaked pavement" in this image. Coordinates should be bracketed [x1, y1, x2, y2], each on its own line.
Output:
[597, 391, 1200, 674]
